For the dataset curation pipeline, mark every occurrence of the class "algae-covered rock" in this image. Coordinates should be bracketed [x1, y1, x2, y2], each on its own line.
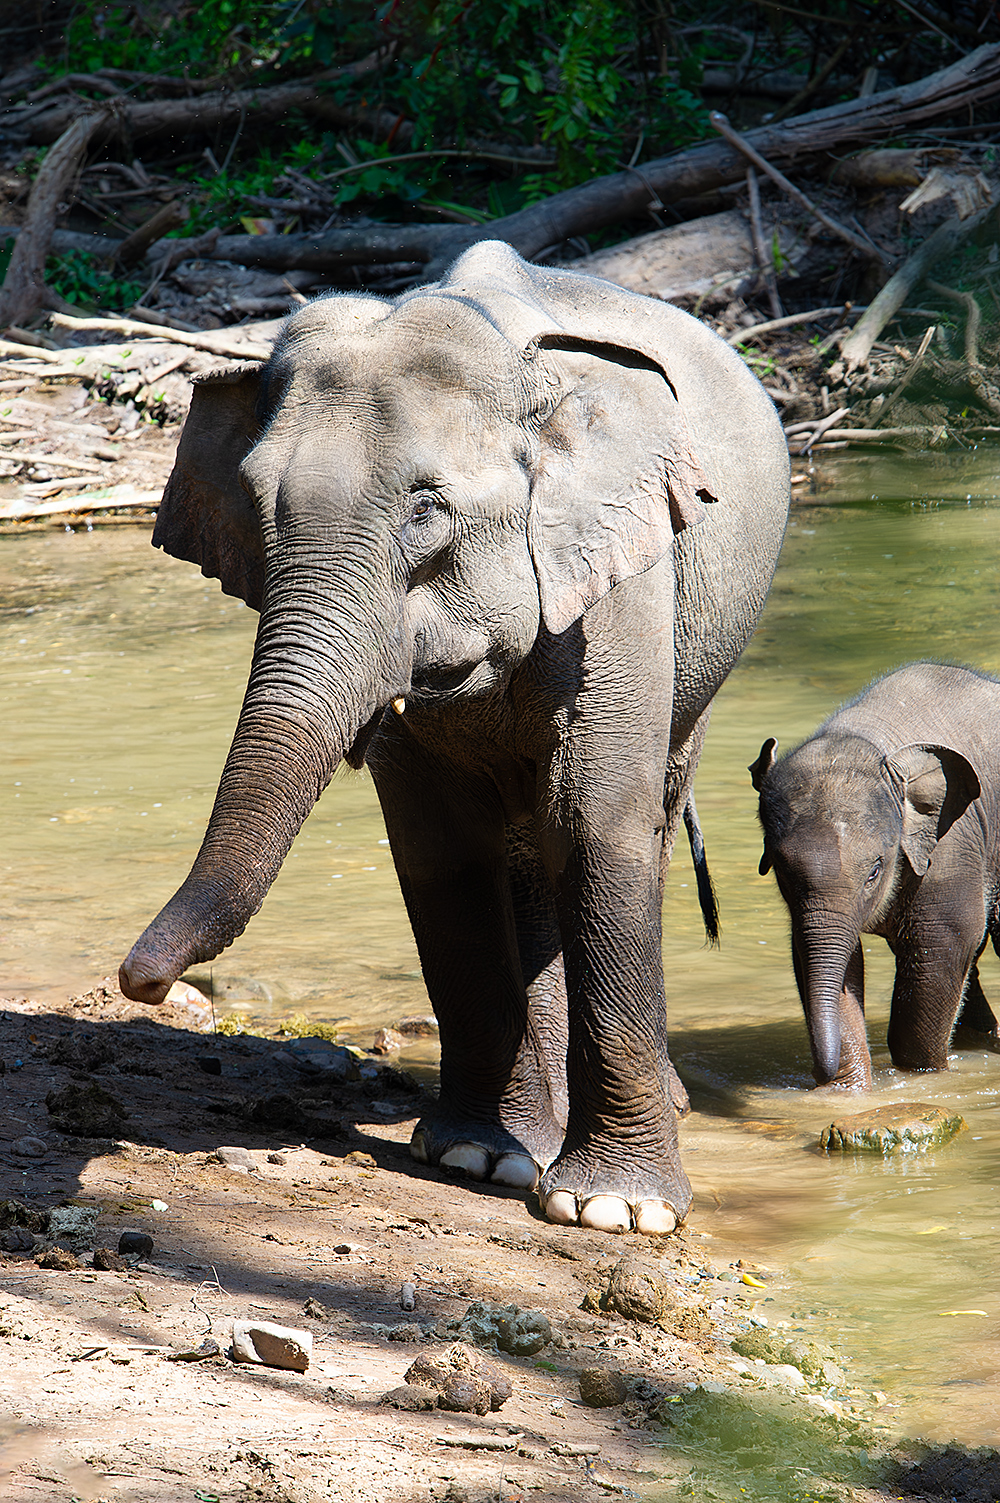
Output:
[820, 1103, 966, 1154]
[731, 1328, 835, 1380]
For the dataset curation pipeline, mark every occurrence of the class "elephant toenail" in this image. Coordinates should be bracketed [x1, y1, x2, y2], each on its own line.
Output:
[541, 1190, 579, 1225]
[440, 1144, 490, 1180]
[491, 1153, 539, 1189]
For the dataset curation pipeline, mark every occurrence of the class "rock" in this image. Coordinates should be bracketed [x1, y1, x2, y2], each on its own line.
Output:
[439, 1374, 492, 1415]
[197, 1056, 222, 1075]
[45, 1082, 127, 1137]
[10, 1136, 48, 1158]
[231, 1320, 312, 1372]
[345, 1150, 377, 1169]
[372, 1028, 405, 1054]
[0, 1227, 37, 1253]
[93, 1246, 127, 1271]
[165, 980, 211, 1009]
[405, 1343, 511, 1410]
[731, 1328, 833, 1379]
[579, 1367, 628, 1407]
[36, 1245, 79, 1270]
[820, 1103, 967, 1153]
[274, 1037, 360, 1081]
[267, 1152, 287, 1165]
[241, 1093, 303, 1127]
[48, 1205, 99, 1249]
[395, 1015, 438, 1037]
[382, 1384, 438, 1410]
[118, 1230, 154, 1258]
[400, 1281, 416, 1311]
[213, 1145, 257, 1173]
[769, 1363, 807, 1390]
[604, 1255, 674, 1323]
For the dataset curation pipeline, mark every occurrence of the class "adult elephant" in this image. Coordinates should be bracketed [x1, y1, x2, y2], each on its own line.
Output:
[119, 242, 789, 1235]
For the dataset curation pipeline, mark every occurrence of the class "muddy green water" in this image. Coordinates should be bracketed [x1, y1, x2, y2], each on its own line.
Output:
[3, 451, 1000, 1449]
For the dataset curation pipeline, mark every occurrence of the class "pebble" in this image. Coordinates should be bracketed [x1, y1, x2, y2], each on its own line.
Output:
[232, 1320, 312, 1372]
[10, 1136, 48, 1158]
[400, 1281, 416, 1311]
[372, 1028, 405, 1054]
[267, 1152, 287, 1165]
[213, 1145, 257, 1173]
[118, 1230, 154, 1258]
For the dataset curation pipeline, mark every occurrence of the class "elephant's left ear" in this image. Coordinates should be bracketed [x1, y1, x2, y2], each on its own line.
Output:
[885, 744, 981, 875]
[436, 242, 716, 635]
[527, 343, 716, 635]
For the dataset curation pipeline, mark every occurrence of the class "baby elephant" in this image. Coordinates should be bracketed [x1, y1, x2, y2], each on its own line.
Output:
[751, 662, 1000, 1089]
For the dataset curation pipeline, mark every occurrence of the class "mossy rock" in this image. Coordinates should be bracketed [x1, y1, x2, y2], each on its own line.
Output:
[819, 1103, 966, 1154]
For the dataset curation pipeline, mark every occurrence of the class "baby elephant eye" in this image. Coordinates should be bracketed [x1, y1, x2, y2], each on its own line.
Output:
[865, 858, 883, 885]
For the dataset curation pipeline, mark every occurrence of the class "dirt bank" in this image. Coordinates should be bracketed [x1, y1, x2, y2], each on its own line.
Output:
[1, 982, 997, 1503]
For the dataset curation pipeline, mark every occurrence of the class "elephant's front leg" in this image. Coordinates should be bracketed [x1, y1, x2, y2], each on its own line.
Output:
[370, 732, 563, 1189]
[886, 884, 987, 1071]
[535, 821, 691, 1236]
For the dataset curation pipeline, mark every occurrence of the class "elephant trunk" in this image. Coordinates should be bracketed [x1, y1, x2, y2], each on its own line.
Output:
[794, 913, 860, 1084]
[120, 559, 406, 1005]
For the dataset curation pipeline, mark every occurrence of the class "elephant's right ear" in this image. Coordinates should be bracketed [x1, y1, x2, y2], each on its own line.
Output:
[153, 362, 265, 610]
[749, 737, 778, 791]
[886, 743, 981, 875]
[750, 738, 778, 873]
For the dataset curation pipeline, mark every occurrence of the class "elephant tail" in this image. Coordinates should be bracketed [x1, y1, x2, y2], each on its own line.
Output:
[684, 793, 720, 947]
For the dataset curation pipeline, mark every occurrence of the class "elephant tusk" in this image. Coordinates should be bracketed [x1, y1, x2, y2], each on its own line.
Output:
[391, 697, 406, 715]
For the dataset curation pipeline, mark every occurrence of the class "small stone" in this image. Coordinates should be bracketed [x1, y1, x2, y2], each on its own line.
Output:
[372, 1028, 405, 1054]
[395, 1016, 438, 1037]
[382, 1384, 438, 1410]
[769, 1363, 807, 1390]
[345, 1150, 377, 1169]
[10, 1136, 48, 1159]
[150, 1200, 168, 1212]
[579, 1367, 628, 1407]
[118, 1230, 154, 1258]
[93, 1246, 127, 1271]
[165, 980, 211, 1009]
[820, 1102, 967, 1154]
[197, 1057, 222, 1075]
[267, 1152, 287, 1166]
[213, 1145, 257, 1173]
[231, 1320, 312, 1371]
[400, 1281, 416, 1311]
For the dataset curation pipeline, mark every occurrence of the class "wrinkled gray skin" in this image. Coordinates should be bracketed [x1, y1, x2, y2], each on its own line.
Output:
[119, 242, 789, 1235]
[752, 662, 1000, 1091]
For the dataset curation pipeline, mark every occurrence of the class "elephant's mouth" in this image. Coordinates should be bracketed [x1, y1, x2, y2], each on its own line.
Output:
[344, 706, 389, 769]
[410, 659, 501, 703]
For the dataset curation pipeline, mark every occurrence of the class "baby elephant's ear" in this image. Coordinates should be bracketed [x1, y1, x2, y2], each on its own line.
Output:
[153, 362, 265, 610]
[749, 737, 778, 791]
[886, 744, 981, 875]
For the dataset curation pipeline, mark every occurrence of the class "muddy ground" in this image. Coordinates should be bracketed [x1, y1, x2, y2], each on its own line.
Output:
[1, 981, 998, 1503]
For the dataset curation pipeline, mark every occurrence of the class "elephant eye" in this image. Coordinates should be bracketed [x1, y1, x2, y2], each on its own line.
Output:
[406, 482, 441, 525]
[865, 858, 883, 885]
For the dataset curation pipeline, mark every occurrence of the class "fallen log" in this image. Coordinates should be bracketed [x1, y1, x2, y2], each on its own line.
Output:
[126, 43, 1000, 280]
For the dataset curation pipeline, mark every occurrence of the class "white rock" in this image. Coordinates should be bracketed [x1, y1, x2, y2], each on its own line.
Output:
[769, 1363, 807, 1390]
[214, 1146, 257, 1173]
[232, 1320, 312, 1372]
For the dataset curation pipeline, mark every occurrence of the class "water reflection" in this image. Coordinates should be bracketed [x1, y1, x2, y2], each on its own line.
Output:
[3, 449, 1000, 1445]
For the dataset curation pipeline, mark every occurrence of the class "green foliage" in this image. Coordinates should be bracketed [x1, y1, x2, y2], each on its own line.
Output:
[45, 250, 145, 312]
[60, 0, 288, 80]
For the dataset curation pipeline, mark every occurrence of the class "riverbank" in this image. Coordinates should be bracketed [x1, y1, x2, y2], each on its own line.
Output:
[1, 981, 997, 1503]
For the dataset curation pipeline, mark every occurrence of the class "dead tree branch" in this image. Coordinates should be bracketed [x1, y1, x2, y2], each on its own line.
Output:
[0, 107, 112, 330]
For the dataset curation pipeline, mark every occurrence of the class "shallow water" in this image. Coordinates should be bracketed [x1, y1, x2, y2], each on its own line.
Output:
[3, 449, 1000, 1447]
